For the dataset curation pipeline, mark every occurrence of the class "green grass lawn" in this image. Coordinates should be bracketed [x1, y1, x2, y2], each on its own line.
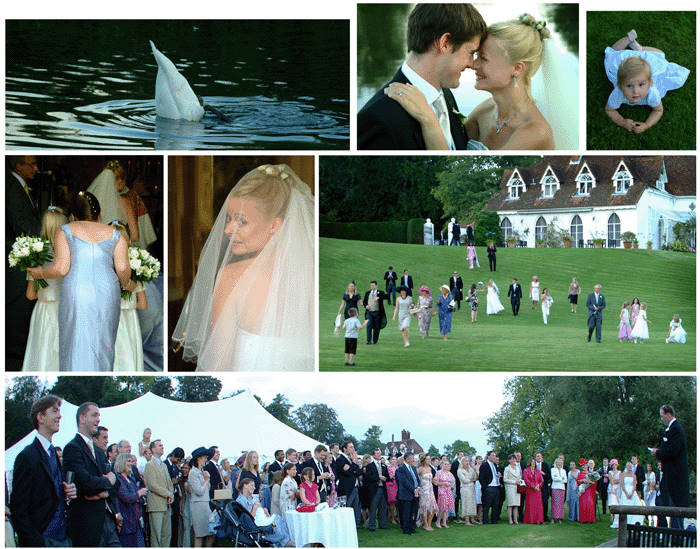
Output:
[319, 238, 695, 371]
[586, 11, 696, 150]
[357, 510, 616, 547]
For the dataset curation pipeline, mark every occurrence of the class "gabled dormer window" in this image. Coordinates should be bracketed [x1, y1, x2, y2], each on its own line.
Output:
[575, 162, 596, 195]
[507, 169, 525, 199]
[612, 160, 633, 194]
[539, 166, 559, 198]
[656, 160, 668, 192]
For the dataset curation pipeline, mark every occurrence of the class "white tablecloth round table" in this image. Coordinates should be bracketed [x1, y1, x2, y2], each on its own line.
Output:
[285, 507, 358, 547]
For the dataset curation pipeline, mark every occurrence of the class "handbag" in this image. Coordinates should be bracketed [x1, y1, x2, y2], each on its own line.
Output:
[517, 483, 527, 495]
[214, 481, 232, 501]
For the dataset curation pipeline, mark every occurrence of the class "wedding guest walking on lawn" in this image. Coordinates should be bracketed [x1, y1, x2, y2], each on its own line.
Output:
[437, 285, 454, 341]
[630, 302, 651, 344]
[586, 284, 606, 343]
[568, 277, 581, 313]
[618, 301, 632, 342]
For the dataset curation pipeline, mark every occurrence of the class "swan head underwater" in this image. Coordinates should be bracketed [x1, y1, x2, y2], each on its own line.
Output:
[149, 40, 205, 122]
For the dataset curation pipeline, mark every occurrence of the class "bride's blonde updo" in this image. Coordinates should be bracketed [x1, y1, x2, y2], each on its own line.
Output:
[104, 159, 126, 180]
[230, 164, 293, 220]
[488, 13, 551, 94]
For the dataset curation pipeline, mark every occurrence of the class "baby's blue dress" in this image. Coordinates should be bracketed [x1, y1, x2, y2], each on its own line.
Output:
[604, 47, 689, 108]
[59, 224, 121, 371]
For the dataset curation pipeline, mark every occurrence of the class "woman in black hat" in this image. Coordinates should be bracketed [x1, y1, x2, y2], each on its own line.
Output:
[187, 447, 213, 547]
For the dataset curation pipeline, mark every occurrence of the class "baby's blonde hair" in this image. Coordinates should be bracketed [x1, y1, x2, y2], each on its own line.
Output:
[488, 15, 547, 94]
[617, 57, 652, 87]
[640, 302, 648, 310]
[41, 207, 68, 245]
[230, 165, 293, 220]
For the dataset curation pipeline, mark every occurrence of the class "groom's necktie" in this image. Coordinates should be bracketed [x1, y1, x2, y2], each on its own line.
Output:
[433, 94, 453, 150]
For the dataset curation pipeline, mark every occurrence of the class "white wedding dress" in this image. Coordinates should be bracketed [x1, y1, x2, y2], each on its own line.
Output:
[486, 285, 504, 315]
[23, 272, 61, 372]
[618, 476, 645, 526]
[114, 282, 144, 371]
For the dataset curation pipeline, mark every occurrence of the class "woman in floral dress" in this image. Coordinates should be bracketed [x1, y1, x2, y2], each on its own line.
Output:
[436, 460, 455, 528]
[417, 454, 438, 530]
[386, 455, 399, 524]
[416, 285, 435, 339]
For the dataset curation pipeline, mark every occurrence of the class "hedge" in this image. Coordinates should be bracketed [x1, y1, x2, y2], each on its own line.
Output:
[320, 218, 426, 244]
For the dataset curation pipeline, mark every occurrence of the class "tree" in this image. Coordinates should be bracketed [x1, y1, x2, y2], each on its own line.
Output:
[427, 444, 441, 457]
[358, 425, 383, 454]
[432, 156, 539, 225]
[265, 394, 298, 429]
[149, 377, 174, 399]
[474, 210, 503, 246]
[173, 376, 222, 402]
[443, 440, 477, 459]
[293, 404, 345, 444]
[484, 377, 696, 472]
[5, 376, 49, 448]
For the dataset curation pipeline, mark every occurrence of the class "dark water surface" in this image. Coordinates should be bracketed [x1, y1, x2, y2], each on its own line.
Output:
[6, 20, 350, 150]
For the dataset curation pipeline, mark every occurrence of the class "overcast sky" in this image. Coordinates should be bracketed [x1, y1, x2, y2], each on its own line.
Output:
[224, 373, 508, 453]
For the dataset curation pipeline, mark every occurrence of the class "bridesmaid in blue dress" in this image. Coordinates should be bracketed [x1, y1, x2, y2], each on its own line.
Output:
[437, 284, 453, 341]
[28, 191, 134, 371]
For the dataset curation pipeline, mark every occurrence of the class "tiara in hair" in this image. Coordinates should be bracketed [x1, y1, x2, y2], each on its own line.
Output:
[48, 205, 57, 211]
[257, 164, 289, 180]
[518, 13, 552, 39]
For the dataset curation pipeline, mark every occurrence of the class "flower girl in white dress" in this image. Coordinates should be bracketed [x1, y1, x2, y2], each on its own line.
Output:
[112, 222, 147, 371]
[23, 207, 68, 371]
[630, 302, 651, 344]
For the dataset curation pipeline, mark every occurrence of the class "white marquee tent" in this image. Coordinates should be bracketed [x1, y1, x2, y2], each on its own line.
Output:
[5, 391, 322, 473]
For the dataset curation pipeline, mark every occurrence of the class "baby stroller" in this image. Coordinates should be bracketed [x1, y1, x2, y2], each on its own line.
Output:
[213, 500, 274, 547]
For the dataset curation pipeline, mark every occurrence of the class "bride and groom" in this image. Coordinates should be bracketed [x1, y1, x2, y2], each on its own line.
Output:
[358, 4, 576, 150]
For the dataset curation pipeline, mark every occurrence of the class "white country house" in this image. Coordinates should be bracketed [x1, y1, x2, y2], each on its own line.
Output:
[484, 156, 696, 249]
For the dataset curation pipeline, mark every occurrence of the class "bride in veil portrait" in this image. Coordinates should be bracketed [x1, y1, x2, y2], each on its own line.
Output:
[170, 156, 315, 372]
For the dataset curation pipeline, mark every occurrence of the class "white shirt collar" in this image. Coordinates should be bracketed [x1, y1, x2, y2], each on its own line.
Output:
[12, 171, 27, 188]
[667, 417, 676, 430]
[401, 61, 441, 106]
[36, 432, 52, 454]
[78, 432, 93, 447]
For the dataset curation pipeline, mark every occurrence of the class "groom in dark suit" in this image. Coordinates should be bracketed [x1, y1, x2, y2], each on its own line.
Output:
[507, 278, 522, 316]
[585, 284, 606, 342]
[652, 404, 689, 529]
[357, 4, 486, 150]
[6, 155, 42, 368]
[363, 281, 389, 344]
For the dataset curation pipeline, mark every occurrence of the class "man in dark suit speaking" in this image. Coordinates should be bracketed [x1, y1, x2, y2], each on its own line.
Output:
[11, 395, 77, 547]
[586, 284, 606, 342]
[652, 404, 689, 529]
[357, 4, 486, 150]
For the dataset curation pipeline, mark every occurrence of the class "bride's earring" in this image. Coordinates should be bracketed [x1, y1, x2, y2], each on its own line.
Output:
[512, 74, 518, 88]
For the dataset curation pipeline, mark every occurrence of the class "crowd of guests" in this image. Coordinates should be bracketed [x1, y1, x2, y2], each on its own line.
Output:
[8, 396, 689, 547]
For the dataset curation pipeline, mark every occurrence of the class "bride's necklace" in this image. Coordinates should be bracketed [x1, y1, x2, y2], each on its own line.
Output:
[495, 98, 531, 134]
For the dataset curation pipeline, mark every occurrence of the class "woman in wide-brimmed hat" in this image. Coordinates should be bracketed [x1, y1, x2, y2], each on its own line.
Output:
[187, 446, 213, 547]
[416, 285, 435, 339]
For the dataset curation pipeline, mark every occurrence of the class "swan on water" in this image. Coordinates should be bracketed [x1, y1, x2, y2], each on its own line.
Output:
[150, 40, 205, 121]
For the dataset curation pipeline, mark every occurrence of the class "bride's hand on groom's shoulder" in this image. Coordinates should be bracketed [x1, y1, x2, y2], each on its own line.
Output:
[384, 83, 434, 124]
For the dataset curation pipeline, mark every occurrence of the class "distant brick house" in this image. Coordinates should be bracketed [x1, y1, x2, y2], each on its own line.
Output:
[382, 430, 424, 456]
[483, 156, 695, 249]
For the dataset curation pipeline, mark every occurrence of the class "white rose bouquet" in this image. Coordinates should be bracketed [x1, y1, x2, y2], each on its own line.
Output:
[8, 235, 53, 290]
[122, 246, 161, 300]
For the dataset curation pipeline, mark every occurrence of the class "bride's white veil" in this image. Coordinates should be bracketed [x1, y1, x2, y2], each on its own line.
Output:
[172, 164, 314, 371]
[86, 166, 126, 226]
[532, 38, 579, 150]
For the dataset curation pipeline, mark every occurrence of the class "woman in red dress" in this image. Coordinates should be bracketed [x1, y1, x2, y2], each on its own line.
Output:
[523, 458, 544, 524]
[577, 458, 597, 523]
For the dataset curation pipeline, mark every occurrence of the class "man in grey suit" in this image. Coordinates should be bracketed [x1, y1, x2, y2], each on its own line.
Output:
[585, 284, 606, 343]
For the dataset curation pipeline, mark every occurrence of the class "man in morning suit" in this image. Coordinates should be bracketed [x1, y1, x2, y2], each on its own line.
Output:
[364, 449, 389, 531]
[586, 284, 606, 342]
[10, 395, 76, 547]
[479, 451, 501, 524]
[395, 452, 420, 535]
[451, 451, 465, 519]
[357, 4, 486, 150]
[363, 281, 389, 344]
[597, 457, 610, 515]
[631, 454, 646, 500]
[93, 426, 122, 546]
[268, 449, 285, 475]
[144, 439, 174, 547]
[652, 404, 689, 529]
[535, 452, 552, 522]
[335, 441, 362, 526]
[6, 155, 42, 368]
[165, 447, 185, 547]
[384, 266, 398, 305]
[400, 269, 414, 297]
[62, 402, 116, 547]
[301, 444, 331, 503]
[204, 445, 230, 504]
[449, 271, 463, 310]
[507, 278, 522, 316]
